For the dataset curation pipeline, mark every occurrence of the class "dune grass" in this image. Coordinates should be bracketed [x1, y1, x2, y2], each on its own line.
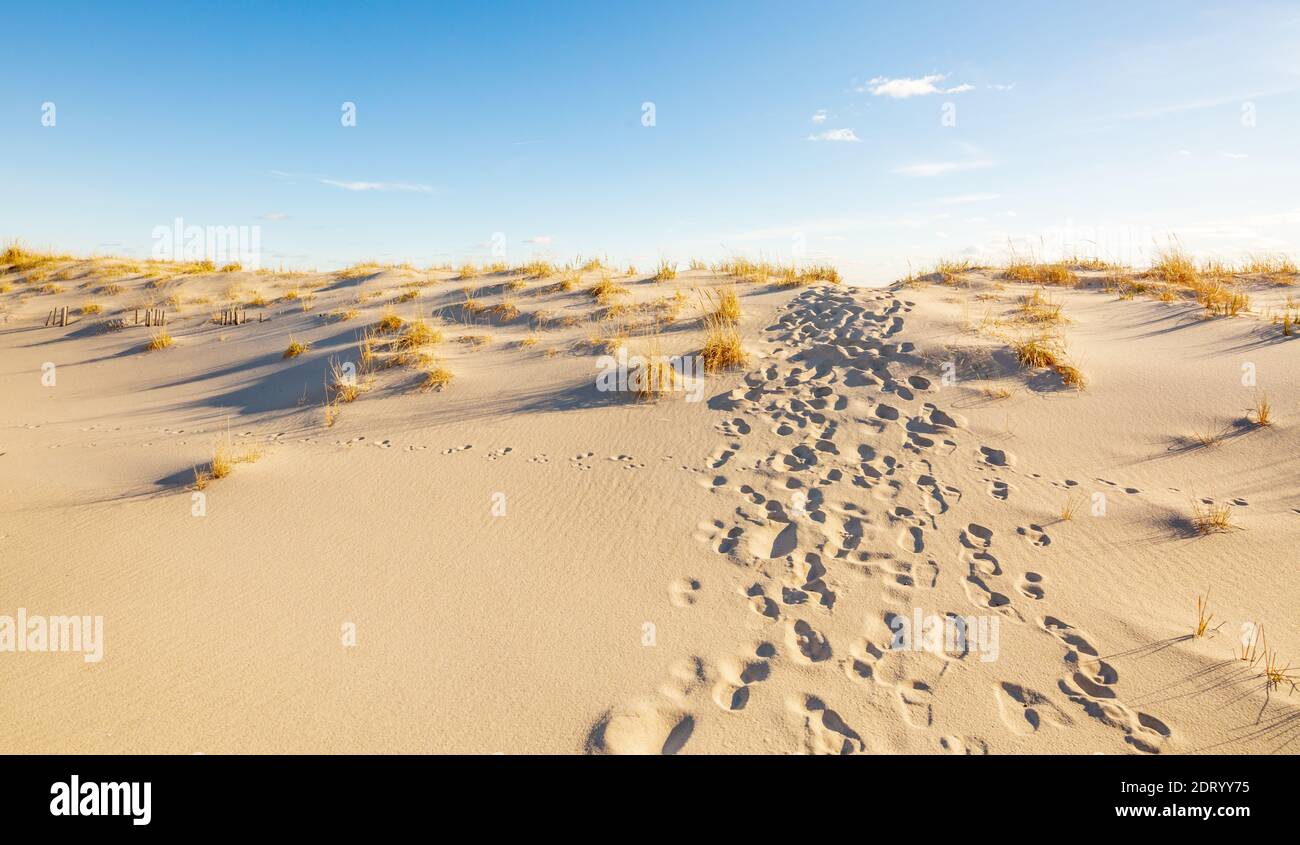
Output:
[1193, 591, 1217, 638]
[652, 259, 678, 282]
[518, 259, 556, 279]
[193, 439, 262, 489]
[632, 338, 684, 402]
[591, 274, 628, 304]
[700, 314, 746, 371]
[283, 336, 311, 358]
[1250, 392, 1272, 427]
[393, 318, 442, 349]
[1191, 499, 1238, 535]
[146, 330, 174, 351]
[375, 310, 404, 333]
[419, 361, 454, 391]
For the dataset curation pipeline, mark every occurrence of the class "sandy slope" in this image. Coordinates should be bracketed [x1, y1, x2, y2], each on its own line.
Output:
[2, 261, 1297, 753]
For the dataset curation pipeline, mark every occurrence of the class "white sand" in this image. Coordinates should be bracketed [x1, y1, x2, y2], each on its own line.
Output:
[2, 259, 1297, 753]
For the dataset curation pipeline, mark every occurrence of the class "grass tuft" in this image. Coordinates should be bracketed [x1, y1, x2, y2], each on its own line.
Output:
[700, 315, 746, 371]
[283, 336, 311, 358]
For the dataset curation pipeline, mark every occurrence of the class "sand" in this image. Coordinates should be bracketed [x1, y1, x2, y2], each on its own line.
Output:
[2, 257, 1297, 754]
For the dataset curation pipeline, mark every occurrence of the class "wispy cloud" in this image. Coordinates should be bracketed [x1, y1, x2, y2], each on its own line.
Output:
[317, 178, 433, 193]
[270, 170, 433, 193]
[1222, 152, 1249, 159]
[861, 74, 972, 98]
[987, 83, 1016, 92]
[893, 160, 996, 177]
[524, 235, 552, 244]
[936, 192, 1002, 204]
[259, 212, 289, 220]
[811, 109, 828, 124]
[808, 128, 861, 142]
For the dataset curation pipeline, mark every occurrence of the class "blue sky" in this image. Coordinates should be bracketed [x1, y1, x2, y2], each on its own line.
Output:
[3, 0, 1299, 283]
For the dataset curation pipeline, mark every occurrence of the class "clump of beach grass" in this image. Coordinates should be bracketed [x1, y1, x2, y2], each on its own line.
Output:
[146, 330, 174, 351]
[283, 335, 311, 358]
[700, 314, 746, 371]
[1191, 499, 1238, 535]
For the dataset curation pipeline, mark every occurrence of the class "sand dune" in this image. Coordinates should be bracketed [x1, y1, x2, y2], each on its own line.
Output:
[2, 256, 1297, 753]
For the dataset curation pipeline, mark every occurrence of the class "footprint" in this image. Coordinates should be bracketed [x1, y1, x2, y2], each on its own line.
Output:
[786, 619, 832, 663]
[586, 702, 694, 755]
[669, 577, 700, 608]
[1017, 572, 1045, 600]
[995, 682, 1072, 735]
[789, 695, 864, 754]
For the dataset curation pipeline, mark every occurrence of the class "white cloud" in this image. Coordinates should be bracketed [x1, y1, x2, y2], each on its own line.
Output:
[1222, 152, 1249, 159]
[808, 128, 861, 142]
[987, 83, 1016, 92]
[317, 178, 432, 193]
[893, 160, 996, 177]
[937, 192, 1002, 204]
[862, 74, 972, 98]
[524, 236, 552, 244]
[259, 212, 288, 220]
[270, 169, 433, 193]
[811, 109, 828, 124]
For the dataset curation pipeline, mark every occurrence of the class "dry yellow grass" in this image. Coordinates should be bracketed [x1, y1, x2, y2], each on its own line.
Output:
[1004, 259, 1076, 286]
[557, 270, 582, 292]
[394, 318, 442, 349]
[1191, 499, 1238, 535]
[1016, 289, 1063, 324]
[1193, 591, 1216, 638]
[698, 285, 742, 324]
[700, 315, 746, 371]
[1151, 247, 1199, 287]
[652, 259, 677, 282]
[1250, 392, 1272, 427]
[1012, 334, 1060, 369]
[456, 262, 478, 281]
[632, 344, 684, 401]
[519, 260, 556, 279]
[715, 285, 741, 323]
[490, 299, 520, 321]
[375, 310, 404, 333]
[323, 401, 341, 427]
[328, 357, 362, 403]
[194, 439, 261, 488]
[591, 274, 627, 304]
[980, 385, 1012, 400]
[283, 336, 311, 358]
[80, 302, 103, 315]
[1261, 640, 1298, 694]
[419, 362, 454, 391]
[146, 330, 174, 351]
[1054, 363, 1086, 390]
